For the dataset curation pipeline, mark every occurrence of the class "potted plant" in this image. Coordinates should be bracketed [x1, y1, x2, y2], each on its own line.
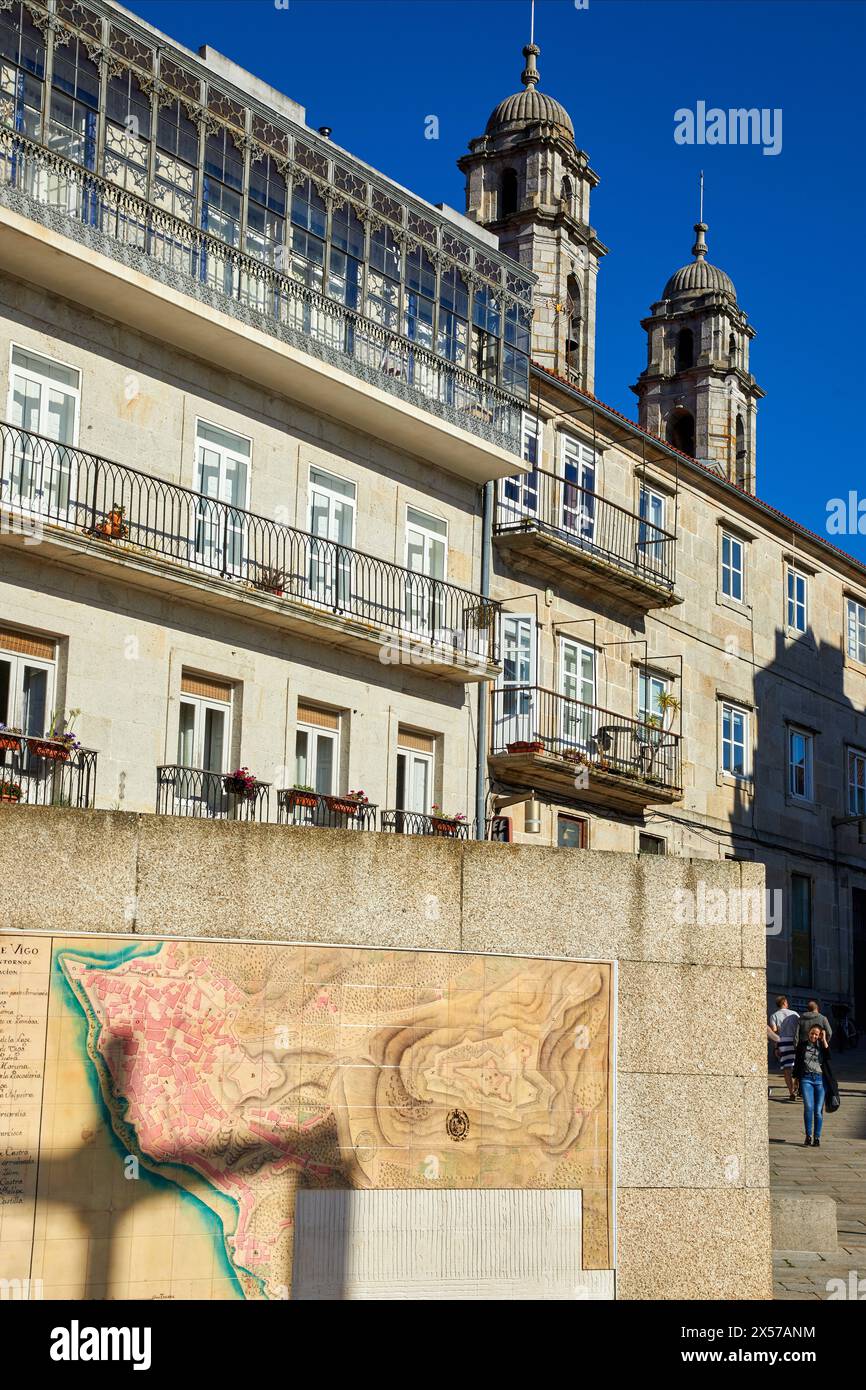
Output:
[0, 778, 22, 803]
[285, 784, 319, 809]
[92, 503, 128, 540]
[253, 566, 287, 597]
[430, 805, 466, 836]
[0, 723, 23, 753]
[471, 603, 496, 631]
[29, 709, 81, 762]
[223, 766, 259, 800]
[324, 788, 369, 816]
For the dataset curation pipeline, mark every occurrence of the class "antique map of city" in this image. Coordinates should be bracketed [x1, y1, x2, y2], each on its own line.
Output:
[0, 933, 613, 1299]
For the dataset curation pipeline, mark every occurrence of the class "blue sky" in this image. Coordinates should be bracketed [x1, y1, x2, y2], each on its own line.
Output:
[133, 0, 866, 560]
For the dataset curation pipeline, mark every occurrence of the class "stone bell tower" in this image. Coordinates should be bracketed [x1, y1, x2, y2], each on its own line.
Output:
[458, 42, 608, 391]
[632, 218, 764, 493]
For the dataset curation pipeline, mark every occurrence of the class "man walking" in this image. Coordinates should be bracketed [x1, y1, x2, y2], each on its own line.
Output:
[797, 998, 833, 1043]
[769, 995, 800, 1100]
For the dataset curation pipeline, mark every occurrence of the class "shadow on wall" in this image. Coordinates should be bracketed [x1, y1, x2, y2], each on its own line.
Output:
[728, 625, 866, 1023]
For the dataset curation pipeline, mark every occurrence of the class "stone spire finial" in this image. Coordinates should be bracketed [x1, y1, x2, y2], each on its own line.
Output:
[692, 221, 709, 260]
[521, 42, 540, 89]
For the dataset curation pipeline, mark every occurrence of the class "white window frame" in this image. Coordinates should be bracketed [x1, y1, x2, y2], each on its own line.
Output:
[787, 726, 814, 802]
[846, 597, 866, 664]
[847, 747, 866, 816]
[496, 613, 537, 748]
[7, 343, 81, 444]
[559, 432, 596, 540]
[177, 690, 232, 774]
[193, 418, 252, 576]
[404, 505, 448, 580]
[501, 411, 541, 518]
[308, 466, 357, 546]
[638, 669, 669, 724]
[0, 645, 56, 736]
[720, 531, 745, 602]
[786, 566, 808, 633]
[638, 485, 667, 567]
[720, 701, 750, 779]
[295, 719, 339, 797]
[396, 745, 435, 816]
[559, 636, 597, 749]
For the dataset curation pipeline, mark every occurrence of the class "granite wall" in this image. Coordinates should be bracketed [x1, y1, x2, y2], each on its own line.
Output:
[0, 805, 773, 1299]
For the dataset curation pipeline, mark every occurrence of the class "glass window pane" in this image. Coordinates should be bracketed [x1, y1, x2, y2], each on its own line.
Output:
[20, 663, 47, 735]
[203, 707, 225, 773]
[295, 729, 309, 785]
[178, 702, 195, 766]
[314, 731, 334, 794]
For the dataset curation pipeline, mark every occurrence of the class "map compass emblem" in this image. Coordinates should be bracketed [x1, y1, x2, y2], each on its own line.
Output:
[446, 1108, 470, 1142]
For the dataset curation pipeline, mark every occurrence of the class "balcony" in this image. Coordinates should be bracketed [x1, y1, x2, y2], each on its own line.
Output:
[156, 766, 271, 821]
[0, 736, 98, 809]
[493, 471, 680, 608]
[490, 686, 682, 810]
[0, 128, 530, 485]
[278, 789, 378, 830]
[380, 809, 472, 839]
[0, 421, 500, 681]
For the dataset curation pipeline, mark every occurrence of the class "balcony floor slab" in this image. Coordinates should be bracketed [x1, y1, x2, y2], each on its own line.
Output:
[494, 526, 682, 610]
[488, 750, 683, 811]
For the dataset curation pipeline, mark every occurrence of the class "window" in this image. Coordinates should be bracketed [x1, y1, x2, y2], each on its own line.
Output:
[560, 434, 595, 540]
[502, 302, 530, 394]
[735, 415, 747, 487]
[437, 265, 468, 365]
[177, 675, 232, 773]
[156, 95, 198, 165]
[471, 284, 500, 381]
[405, 507, 447, 634]
[404, 244, 435, 350]
[6, 345, 80, 513]
[396, 728, 435, 817]
[104, 68, 151, 197]
[366, 223, 400, 329]
[638, 833, 666, 855]
[721, 531, 744, 601]
[502, 412, 540, 518]
[48, 36, 99, 167]
[496, 615, 536, 748]
[329, 200, 364, 309]
[667, 410, 694, 457]
[558, 815, 587, 849]
[290, 176, 326, 290]
[307, 467, 356, 605]
[638, 671, 668, 725]
[560, 638, 596, 748]
[565, 273, 580, 370]
[788, 727, 814, 801]
[638, 486, 667, 567]
[791, 873, 813, 989]
[0, 630, 55, 737]
[675, 328, 694, 372]
[202, 127, 243, 249]
[0, 2, 45, 139]
[246, 153, 287, 265]
[846, 598, 866, 664]
[500, 168, 518, 217]
[786, 567, 807, 633]
[848, 749, 866, 816]
[721, 702, 749, 777]
[295, 704, 339, 796]
[193, 421, 251, 575]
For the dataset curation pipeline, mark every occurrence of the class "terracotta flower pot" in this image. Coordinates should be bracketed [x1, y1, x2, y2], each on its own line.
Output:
[0, 734, 22, 752]
[224, 780, 256, 799]
[325, 796, 363, 816]
[432, 819, 461, 836]
[29, 739, 70, 762]
[1, 792, 21, 803]
[506, 740, 544, 754]
[287, 790, 318, 809]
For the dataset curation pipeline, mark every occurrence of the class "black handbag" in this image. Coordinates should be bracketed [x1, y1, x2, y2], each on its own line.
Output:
[825, 1088, 841, 1113]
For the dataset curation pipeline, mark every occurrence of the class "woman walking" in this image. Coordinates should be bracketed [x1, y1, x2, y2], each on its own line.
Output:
[793, 1025, 837, 1147]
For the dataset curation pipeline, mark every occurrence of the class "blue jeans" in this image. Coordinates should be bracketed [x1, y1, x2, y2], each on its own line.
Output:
[801, 1073, 825, 1138]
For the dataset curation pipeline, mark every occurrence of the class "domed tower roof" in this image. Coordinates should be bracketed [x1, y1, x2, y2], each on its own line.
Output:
[662, 222, 737, 301]
[485, 43, 574, 140]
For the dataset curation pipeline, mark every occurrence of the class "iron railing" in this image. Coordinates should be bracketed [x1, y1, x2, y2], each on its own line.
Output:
[0, 737, 98, 808]
[0, 420, 501, 663]
[495, 468, 677, 591]
[380, 809, 471, 838]
[0, 128, 525, 452]
[156, 765, 271, 820]
[491, 685, 682, 793]
[277, 789, 378, 829]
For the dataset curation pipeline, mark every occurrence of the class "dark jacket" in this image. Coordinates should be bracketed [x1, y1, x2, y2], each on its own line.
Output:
[793, 1035, 837, 1094]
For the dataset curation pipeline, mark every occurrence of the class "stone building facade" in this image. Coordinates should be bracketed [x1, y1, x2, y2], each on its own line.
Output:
[0, 1, 863, 1026]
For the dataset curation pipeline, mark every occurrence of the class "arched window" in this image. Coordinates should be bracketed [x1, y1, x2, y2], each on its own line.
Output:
[566, 273, 581, 370]
[728, 332, 737, 365]
[675, 327, 694, 373]
[501, 168, 519, 217]
[735, 415, 747, 487]
[560, 175, 573, 211]
[667, 409, 695, 457]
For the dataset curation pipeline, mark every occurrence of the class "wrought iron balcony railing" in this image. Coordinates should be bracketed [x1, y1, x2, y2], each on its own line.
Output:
[277, 789, 378, 829]
[0, 421, 501, 664]
[380, 809, 471, 838]
[0, 128, 525, 453]
[495, 468, 677, 592]
[491, 685, 682, 793]
[0, 736, 98, 809]
[156, 765, 271, 821]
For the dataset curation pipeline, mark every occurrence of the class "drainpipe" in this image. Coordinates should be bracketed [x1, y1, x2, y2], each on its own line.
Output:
[476, 480, 493, 840]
